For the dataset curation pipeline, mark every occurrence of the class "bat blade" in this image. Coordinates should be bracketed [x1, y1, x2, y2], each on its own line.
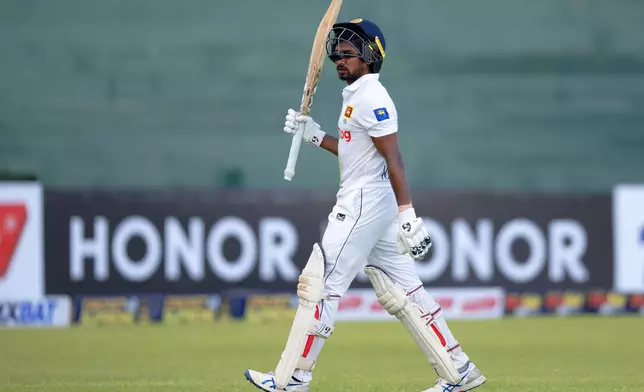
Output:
[284, 0, 343, 182]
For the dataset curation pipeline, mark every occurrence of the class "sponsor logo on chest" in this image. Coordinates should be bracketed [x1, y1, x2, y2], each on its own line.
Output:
[338, 128, 352, 142]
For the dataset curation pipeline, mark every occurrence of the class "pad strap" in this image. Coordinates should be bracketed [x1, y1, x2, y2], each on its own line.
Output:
[297, 357, 316, 372]
[308, 320, 334, 339]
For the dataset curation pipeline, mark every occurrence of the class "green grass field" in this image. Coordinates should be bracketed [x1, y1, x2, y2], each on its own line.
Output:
[0, 316, 642, 391]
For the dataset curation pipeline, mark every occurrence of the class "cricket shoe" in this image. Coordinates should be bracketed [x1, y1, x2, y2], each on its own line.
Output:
[244, 369, 310, 392]
[422, 361, 486, 392]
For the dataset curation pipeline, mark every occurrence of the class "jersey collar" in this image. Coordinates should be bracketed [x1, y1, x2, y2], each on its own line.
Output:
[342, 73, 380, 95]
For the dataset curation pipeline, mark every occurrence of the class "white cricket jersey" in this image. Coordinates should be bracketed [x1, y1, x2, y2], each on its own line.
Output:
[336, 73, 397, 195]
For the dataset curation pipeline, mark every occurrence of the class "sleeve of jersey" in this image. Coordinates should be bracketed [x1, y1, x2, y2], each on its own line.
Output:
[362, 98, 398, 138]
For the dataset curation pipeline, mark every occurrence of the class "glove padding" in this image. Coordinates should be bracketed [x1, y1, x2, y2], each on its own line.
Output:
[283, 109, 326, 147]
[397, 207, 432, 260]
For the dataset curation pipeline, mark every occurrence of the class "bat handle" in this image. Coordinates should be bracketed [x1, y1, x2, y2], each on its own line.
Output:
[284, 122, 305, 181]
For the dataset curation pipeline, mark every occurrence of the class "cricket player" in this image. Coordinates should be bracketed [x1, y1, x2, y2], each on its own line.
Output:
[245, 19, 486, 392]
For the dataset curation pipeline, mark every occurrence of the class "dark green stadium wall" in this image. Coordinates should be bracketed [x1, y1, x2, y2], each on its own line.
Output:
[1, 0, 643, 191]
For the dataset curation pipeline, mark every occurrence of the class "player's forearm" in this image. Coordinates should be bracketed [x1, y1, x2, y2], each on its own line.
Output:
[320, 135, 338, 156]
[386, 152, 412, 207]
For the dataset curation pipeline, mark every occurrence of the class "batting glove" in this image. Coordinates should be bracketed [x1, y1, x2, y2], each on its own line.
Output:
[284, 109, 326, 147]
[397, 207, 432, 260]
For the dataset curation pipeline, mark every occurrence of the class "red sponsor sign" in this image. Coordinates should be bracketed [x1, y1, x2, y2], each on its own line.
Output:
[0, 204, 27, 279]
[335, 287, 505, 322]
[435, 297, 455, 311]
[461, 297, 498, 312]
[338, 295, 363, 311]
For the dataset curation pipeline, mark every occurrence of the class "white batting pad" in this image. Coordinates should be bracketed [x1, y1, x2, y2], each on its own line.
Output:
[364, 266, 461, 384]
[274, 243, 326, 389]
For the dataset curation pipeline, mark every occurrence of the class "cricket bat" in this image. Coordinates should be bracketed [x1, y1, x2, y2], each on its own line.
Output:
[283, 0, 343, 181]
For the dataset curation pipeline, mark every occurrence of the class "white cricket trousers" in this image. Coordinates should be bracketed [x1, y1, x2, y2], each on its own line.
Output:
[295, 187, 470, 381]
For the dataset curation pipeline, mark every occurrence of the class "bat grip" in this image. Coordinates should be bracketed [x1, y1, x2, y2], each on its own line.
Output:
[284, 122, 305, 181]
